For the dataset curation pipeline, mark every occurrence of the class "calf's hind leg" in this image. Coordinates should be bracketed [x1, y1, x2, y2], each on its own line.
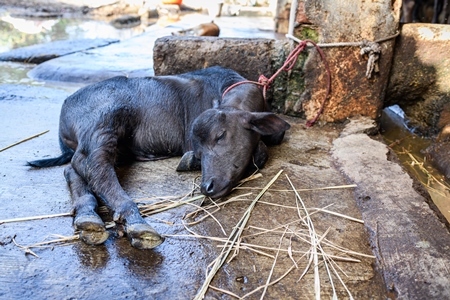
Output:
[64, 165, 109, 245]
[71, 145, 164, 250]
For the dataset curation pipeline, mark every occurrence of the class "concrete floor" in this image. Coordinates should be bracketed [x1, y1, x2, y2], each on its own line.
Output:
[1, 84, 449, 298]
[0, 90, 385, 299]
[0, 6, 450, 300]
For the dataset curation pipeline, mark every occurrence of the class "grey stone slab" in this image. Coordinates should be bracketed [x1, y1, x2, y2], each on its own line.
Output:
[332, 116, 450, 299]
[0, 38, 119, 64]
[386, 23, 450, 134]
[25, 26, 177, 84]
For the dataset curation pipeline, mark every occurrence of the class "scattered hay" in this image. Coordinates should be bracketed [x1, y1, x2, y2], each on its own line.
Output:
[402, 148, 450, 193]
[138, 194, 205, 216]
[193, 170, 284, 300]
[163, 171, 368, 299]
[134, 172, 263, 218]
[400, 148, 450, 223]
[13, 234, 79, 257]
[0, 212, 73, 225]
[0, 130, 49, 152]
[8, 168, 369, 299]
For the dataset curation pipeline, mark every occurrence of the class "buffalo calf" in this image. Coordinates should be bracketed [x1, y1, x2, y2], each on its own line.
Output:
[28, 66, 290, 250]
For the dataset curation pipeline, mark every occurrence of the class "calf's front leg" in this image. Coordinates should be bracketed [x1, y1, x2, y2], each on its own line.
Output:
[71, 146, 164, 250]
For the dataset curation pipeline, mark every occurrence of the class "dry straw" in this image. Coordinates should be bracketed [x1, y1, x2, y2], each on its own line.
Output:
[404, 148, 450, 192]
[13, 234, 79, 257]
[8, 167, 370, 299]
[173, 172, 367, 299]
[0, 130, 49, 152]
[193, 170, 284, 300]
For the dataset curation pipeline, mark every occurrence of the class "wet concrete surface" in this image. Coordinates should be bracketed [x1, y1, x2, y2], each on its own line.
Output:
[1, 7, 450, 300]
[23, 13, 283, 84]
[0, 38, 119, 64]
[2, 84, 450, 298]
[0, 89, 386, 298]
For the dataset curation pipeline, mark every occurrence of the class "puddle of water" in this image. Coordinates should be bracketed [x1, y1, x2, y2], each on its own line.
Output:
[0, 61, 87, 93]
[0, 13, 147, 53]
[381, 105, 450, 223]
[0, 61, 36, 84]
[0, 12, 151, 91]
[0, 11, 280, 89]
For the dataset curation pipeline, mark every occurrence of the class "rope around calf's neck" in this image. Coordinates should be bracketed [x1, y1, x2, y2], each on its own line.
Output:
[222, 39, 331, 127]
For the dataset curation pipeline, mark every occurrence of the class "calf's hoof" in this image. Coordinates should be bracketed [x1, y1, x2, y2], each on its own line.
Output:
[176, 151, 201, 171]
[74, 215, 109, 245]
[125, 223, 164, 250]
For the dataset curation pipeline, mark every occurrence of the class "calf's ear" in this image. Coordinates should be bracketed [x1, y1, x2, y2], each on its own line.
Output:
[242, 112, 291, 135]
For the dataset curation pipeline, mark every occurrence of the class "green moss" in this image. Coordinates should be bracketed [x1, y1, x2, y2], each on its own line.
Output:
[269, 40, 311, 115]
[269, 42, 289, 112]
[295, 26, 319, 43]
[284, 51, 308, 116]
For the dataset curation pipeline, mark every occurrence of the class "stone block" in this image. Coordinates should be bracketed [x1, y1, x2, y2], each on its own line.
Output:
[0, 38, 119, 64]
[153, 36, 275, 81]
[386, 23, 450, 134]
[153, 36, 293, 111]
[294, 0, 401, 124]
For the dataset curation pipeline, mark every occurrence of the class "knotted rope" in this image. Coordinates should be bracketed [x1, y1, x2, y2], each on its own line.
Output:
[360, 41, 382, 79]
[222, 39, 331, 127]
[287, 31, 399, 79]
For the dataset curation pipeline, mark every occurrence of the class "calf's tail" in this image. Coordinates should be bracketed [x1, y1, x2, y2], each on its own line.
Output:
[27, 138, 74, 168]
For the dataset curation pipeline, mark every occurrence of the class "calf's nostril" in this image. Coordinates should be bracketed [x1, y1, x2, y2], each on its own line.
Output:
[206, 180, 214, 193]
[202, 179, 215, 195]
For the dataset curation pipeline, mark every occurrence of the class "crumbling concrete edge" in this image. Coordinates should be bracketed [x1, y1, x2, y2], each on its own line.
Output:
[331, 116, 450, 299]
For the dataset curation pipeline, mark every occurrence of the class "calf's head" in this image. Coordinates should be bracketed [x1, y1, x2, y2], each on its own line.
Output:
[190, 108, 290, 199]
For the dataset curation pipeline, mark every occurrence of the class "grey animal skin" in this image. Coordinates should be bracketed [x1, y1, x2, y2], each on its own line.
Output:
[28, 66, 290, 250]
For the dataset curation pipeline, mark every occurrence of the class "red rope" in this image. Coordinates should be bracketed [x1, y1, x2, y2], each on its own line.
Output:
[222, 39, 331, 127]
